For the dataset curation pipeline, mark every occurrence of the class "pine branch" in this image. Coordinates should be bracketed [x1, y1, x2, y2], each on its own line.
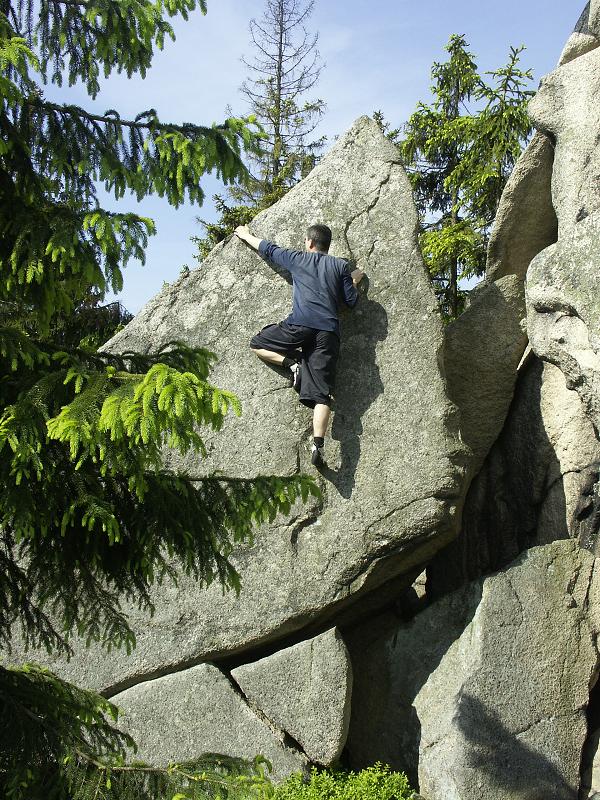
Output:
[1, 334, 319, 650]
[1, 663, 275, 800]
[31, 98, 216, 136]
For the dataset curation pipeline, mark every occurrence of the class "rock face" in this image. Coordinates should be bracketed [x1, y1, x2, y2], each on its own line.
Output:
[347, 541, 600, 799]
[442, 274, 527, 478]
[529, 47, 600, 232]
[111, 663, 308, 781]
[527, 213, 600, 437]
[559, 5, 599, 66]
[33, 116, 466, 695]
[485, 131, 557, 284]
[12, 7, 600, 796]
[428, 354, 600, 595]
[559, 31, 599, 66]
[417, 542, 600, 800]
[345, 588, 476, 786]
[231, 628, 352, 765]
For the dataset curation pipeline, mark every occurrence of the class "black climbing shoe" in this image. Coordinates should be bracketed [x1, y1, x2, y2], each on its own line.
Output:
[311, 442, 324, 467]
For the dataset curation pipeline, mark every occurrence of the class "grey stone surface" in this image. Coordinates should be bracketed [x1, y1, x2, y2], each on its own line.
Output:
[231, 627, 352, 765]
[345, 587, 477, 787]
[529, 48, 600, 232]
[526, 213, 600, 438]
[559, 31, 599, 66]
[29, 116, 466, 694]
[111, 663, 307, 782]
[443, 274, 527, 478]
[429, 354, 600, 594]
[591, 0, 600, 36]
[576, 3, 593, 35]
[416, 542, 600, 800]
[559, 2, 599, 66]
[346, 541, 600, 800]
[485, 131, 557, 284]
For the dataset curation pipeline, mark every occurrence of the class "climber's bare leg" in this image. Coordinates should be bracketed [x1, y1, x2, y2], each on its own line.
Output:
[313, 403, 331, 438]
[251, 348, 286, 366]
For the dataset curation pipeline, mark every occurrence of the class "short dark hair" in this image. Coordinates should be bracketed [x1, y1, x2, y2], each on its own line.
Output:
[306, 224, 332, 253]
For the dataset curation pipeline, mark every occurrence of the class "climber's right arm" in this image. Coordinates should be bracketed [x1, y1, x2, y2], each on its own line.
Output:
[234, 225, 262, 251]
[234, 227, 301, 277]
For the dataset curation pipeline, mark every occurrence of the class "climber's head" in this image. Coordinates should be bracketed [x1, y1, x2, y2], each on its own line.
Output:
[305, 224, 332, 253]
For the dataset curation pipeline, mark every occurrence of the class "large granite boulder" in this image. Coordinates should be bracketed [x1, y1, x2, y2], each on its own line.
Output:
[526, 213, 600, 438]
[416, 541, 600, 800]
[231, 627, 352, 765]
[442, 103, 556, 498]
[559, 3, 599, 65]
[442, 274, 527, 479]
[529, 47, 600, 232]
[485, 132, 557, 284]
[345, 588, 475, 787]
[30, 116, 466, 694]
[111, 662, 308, 782]
[559, 32, 599, 66]
[346, 540, 600, 799]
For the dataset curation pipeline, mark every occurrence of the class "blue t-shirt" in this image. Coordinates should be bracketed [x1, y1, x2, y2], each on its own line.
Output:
[258, 240, 358, 335]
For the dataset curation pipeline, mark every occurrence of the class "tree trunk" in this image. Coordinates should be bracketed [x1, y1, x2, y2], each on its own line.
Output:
[272, 0, 284, 186]
[450, 256, 458, 319]
[450, 194, 459, 319]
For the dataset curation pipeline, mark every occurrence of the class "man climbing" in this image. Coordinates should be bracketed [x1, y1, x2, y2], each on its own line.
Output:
[234, 223, 364, 466]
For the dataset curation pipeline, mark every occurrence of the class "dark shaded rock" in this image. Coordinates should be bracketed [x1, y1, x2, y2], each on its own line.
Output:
[429, 355, 600, 596]
[346, 541, 600, 800]
[576, 3, 592, 35]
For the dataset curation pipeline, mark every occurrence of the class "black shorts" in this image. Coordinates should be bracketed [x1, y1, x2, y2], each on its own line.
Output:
[250, 321, 340, 408]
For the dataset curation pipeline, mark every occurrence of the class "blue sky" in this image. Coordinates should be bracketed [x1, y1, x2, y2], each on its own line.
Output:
[47, 1, 580, 312]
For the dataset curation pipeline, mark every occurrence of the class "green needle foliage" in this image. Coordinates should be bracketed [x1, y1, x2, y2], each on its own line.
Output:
[399, 34, 534, 320]
[1, 662, 275, 799]
[1, 1, 318, 796]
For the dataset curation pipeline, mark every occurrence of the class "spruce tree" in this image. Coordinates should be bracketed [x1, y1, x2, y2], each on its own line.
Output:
[0, 1, 316, 796]
[399, 35, 534, 319]
[238, 0, 324, 200]
[195, 0, 325, 259]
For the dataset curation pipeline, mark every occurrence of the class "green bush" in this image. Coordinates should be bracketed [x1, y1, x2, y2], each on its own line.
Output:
[274, 763, 412, 800]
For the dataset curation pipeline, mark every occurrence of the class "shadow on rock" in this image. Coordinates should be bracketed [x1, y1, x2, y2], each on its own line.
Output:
[344, 571, 485, 789]
[455, 693, 577, 799]
[318, 289, 388, 499]
[428, 355, 568, 597]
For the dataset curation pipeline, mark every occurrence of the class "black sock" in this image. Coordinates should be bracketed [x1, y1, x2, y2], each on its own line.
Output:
[313, 436, 324, 449]
[282, 356, 297, 370]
